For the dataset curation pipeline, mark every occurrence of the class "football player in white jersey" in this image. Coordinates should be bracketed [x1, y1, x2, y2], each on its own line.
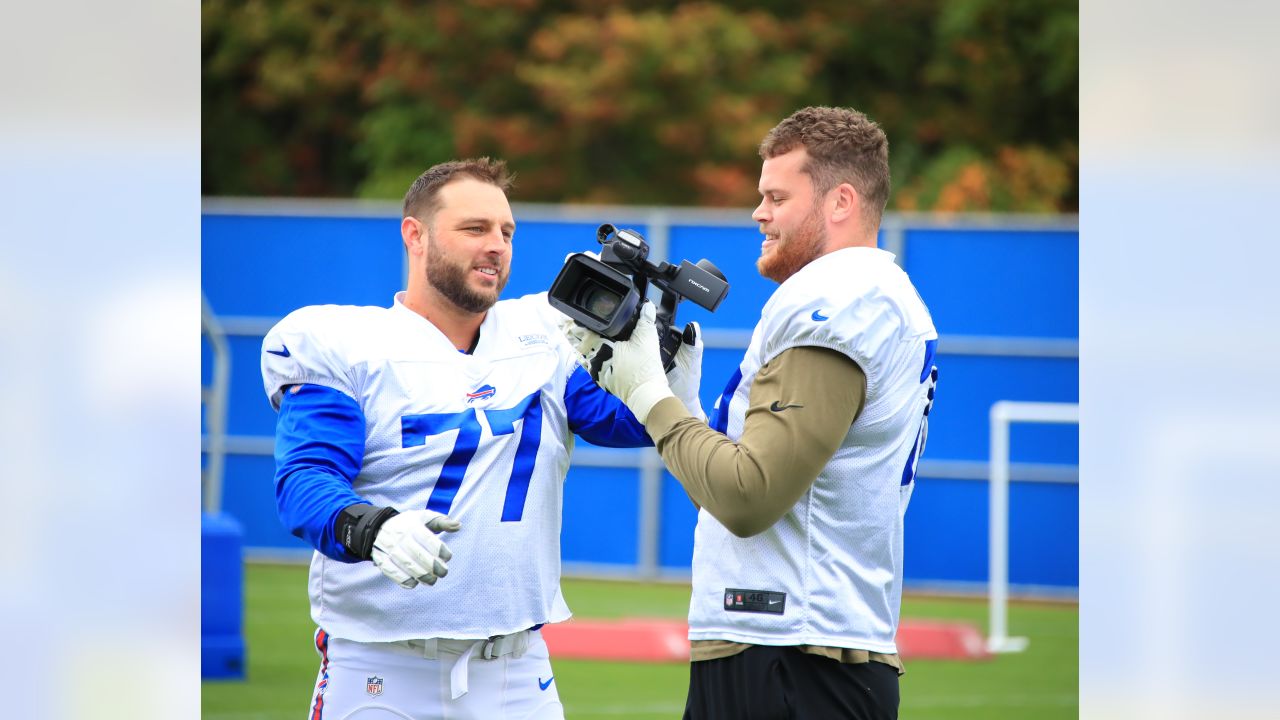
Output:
[571, 107, 938, 719]
[260, 158, 699, 720]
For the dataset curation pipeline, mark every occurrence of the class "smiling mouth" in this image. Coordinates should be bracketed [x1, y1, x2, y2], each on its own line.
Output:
[474, 267, 499, 277]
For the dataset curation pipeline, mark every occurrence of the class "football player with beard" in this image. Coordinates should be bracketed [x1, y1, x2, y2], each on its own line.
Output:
[260, 158, 701, 720]
[571, 107, 939, 720]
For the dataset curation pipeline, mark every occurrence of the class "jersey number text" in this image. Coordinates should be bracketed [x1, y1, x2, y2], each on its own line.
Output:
[401, 390, 544, 521]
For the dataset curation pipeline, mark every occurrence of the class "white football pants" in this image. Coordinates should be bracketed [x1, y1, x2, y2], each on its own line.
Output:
[306, 627, 564, 720]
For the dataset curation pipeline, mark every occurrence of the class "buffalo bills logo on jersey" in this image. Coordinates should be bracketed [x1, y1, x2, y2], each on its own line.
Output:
[466, 384, 496, 404]
[366, 676, 383, 696]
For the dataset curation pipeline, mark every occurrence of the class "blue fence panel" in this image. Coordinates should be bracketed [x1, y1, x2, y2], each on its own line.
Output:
[659, 471, 700, 570]
[904, 475, 1079, 588]
[202, 205, 1079, 592]
[926, 354, 1079, 464]
[202, 215, 404, 317]
[220, 454, 308, 552]
[905, 228, 1078, 338]
[561, 466, 641, 567]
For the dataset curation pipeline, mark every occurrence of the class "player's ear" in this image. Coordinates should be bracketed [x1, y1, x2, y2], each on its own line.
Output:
[402, 216, 427, 257]
[829, 183, 859, 224]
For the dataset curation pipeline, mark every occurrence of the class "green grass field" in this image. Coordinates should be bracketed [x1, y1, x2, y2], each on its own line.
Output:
[203, 563, 1076, 719]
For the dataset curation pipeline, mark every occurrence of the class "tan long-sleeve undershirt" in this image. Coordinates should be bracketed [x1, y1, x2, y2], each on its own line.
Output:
[644, 345, 866, 537]
[644, 346, 903, 671]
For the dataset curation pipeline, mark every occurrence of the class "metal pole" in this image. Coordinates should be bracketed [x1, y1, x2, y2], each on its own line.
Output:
[986, 400, 1078, 653]
[202, 294, 232, 514]
[988, 402, 1014, 652]
[633, 208, 672, 579]
[637, 449, 663, 579]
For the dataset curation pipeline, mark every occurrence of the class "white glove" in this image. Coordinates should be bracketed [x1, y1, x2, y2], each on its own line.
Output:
[371, 510, 461, 589]
[555, 251, 606, 369]
[596, 301, 675, 424]
[557, 314, 605, 370]
[666, 321, 707, 422]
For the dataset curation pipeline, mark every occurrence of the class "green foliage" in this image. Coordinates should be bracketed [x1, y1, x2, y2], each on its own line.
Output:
[203, 0, 1078, 211]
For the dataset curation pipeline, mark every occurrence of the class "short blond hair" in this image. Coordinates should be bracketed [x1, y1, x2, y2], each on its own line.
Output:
[760, 106, 890, 229]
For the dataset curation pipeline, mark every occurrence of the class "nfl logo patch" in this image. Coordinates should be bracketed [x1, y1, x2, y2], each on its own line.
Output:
[366, 676, 384, 697]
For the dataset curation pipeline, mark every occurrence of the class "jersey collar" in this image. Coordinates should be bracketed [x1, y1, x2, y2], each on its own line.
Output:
[390, 291, 496, 356]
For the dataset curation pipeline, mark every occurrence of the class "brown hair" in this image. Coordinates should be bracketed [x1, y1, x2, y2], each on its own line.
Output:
[759, 106, 890, 229]
[402, 157, 515, 221]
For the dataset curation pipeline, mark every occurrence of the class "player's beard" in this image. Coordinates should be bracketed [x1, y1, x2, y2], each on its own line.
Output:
[757, 201, 827, 283]
[426, 236, 509, 314]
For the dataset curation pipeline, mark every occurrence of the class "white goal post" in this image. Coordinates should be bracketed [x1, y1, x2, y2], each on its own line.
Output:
[987, 400, 1079, 653]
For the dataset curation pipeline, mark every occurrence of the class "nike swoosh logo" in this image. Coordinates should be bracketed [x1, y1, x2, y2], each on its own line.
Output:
[266, 344, 291, 357]
[768, 599, 783, 605]
[770, 401, 804, 412]
[538, 676, 555, 691]
[811, 309, 829, 321]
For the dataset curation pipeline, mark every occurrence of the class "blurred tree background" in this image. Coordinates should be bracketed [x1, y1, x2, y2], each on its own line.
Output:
[203, 0, 1077, 212]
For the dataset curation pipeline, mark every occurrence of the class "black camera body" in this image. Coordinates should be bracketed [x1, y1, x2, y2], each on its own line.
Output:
[549, 223, 728, 373]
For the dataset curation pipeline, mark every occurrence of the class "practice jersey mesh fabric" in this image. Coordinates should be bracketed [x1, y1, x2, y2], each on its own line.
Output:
[262, 292, 594, 642]
[694, 247, 938, 654]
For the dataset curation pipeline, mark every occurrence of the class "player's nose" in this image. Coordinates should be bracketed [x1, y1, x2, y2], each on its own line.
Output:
[751, 201, 769, 225]
[482, 228, 510, 255]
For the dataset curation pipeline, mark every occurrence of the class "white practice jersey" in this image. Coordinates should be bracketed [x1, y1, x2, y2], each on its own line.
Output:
[693, 247, 938, 654]
[262, 292, 587, 642]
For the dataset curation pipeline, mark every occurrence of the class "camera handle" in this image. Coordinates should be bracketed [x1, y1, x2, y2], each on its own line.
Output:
[655, 288, 684, 373]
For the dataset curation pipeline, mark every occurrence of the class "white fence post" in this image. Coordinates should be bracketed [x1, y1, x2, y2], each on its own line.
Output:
[987, 400, 1079, 653]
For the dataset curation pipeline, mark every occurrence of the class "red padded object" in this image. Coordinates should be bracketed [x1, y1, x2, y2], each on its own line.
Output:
[541, 618, 990, 663]
[543, 618, 690, 662]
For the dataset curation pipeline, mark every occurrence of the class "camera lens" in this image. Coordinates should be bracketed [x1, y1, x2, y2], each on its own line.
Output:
[576, 281, 622, 320]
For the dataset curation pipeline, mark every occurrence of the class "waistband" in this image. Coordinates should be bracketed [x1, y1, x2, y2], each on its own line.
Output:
[395, 628, 532, 661]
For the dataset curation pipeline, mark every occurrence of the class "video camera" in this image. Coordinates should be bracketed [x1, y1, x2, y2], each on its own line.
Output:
[549, 223, 728, 375]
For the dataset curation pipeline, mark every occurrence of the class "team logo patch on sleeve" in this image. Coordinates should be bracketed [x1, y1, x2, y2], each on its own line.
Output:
[366, 676, 384, 696]
[466, 384, 496, 403]
[724, 588, 787, 614]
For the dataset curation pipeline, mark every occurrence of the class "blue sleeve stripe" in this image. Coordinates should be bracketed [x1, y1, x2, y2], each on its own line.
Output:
[920, 338, 938, 383]
[563, 365, 653, 448]
[275, 384, 368, 562]
[710, 366, 743, 434]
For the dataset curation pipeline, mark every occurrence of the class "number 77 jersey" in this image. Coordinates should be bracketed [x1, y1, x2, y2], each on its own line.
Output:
[261, 292, 645, 643]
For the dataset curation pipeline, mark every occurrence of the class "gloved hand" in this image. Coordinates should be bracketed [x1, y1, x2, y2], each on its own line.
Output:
[555, 250, 606, 370]
[666, 321, 706, 422]
[371, 510, 461, 589]
[595, 302, 675, 424]
[557, 314, 604, 371]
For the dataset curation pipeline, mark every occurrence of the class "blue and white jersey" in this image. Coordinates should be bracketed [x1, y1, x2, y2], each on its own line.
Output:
[262, 292, 649, 643]
[694, 247, 938, 654]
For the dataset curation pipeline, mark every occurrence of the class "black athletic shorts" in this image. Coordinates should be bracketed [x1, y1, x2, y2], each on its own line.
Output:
[682, 645, 900, 720]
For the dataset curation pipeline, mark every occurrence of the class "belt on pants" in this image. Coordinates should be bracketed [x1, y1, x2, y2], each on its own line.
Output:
[397, 629, 534, 699]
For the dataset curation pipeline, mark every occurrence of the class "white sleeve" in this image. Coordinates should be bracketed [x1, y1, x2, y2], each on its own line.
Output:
[260, 306, 358, 411]
[760, 286, 904, 393]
